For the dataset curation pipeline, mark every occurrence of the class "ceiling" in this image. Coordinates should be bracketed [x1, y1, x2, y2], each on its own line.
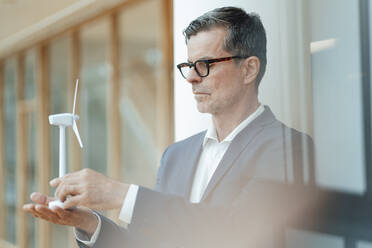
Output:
[0, 0, 79, 41]
[0, 0, 162, 59]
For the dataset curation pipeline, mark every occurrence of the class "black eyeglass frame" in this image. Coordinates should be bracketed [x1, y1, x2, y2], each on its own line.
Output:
[176, 55, 249, 79]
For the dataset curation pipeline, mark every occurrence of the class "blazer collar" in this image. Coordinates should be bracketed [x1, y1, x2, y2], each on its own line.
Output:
[201, 105, 277, 201]
[202, 104, 265, 147]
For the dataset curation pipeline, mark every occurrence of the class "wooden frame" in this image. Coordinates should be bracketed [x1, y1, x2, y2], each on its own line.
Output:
[35, 44, 51, 248]
[68, 31, 82, 173]
[15, 53, 28, 248]
[157, 0, 174, 155]
[107, 13, 121, 186]
[68, 30, 82, 248]
[107, 12, 121, 221]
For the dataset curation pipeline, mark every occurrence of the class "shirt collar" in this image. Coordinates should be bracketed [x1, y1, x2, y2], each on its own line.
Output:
[203, 104, 265, 147]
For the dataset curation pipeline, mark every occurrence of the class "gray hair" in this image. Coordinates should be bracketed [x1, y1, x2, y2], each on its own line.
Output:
[184, 7, 267, 88]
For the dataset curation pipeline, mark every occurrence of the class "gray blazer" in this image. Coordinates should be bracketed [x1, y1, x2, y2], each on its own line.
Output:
[78, 106, 314, 248]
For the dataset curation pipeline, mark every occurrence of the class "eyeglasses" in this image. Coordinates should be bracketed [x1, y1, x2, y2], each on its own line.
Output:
[177, 56, 248, 79]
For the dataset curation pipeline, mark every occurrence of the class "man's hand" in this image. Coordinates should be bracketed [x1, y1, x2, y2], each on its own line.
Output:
[23, 192, 98, 235]
[50, 168, 129, 210]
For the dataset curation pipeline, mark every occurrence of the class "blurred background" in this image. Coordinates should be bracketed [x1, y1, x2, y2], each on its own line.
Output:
[0, 0, 371, 247]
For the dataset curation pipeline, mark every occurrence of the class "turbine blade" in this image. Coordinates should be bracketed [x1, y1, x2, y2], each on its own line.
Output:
[72, 79, 79, 115]
[72, 121, 83, 148]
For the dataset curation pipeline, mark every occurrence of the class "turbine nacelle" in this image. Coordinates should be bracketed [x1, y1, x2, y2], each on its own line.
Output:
[49, 113, 83, 148]
[49, 113, 79, 127]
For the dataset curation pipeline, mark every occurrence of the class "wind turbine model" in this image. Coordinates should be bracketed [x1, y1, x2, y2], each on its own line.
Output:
[48, 79, 83, 209]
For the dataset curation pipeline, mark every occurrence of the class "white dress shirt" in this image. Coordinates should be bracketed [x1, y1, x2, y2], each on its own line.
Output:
[75, 104, 265, 246]
[190, 104, 265, 203]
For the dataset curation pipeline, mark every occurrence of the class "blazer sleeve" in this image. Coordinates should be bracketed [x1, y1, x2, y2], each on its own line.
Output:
[75, 212, 128, 248]
[76, 146, 172, 248]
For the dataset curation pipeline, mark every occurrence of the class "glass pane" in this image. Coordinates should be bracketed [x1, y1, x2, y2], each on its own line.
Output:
[358, 241, 372, 248]
[49, 37, 70, 248]
[25, 52, 36, 101]
[4, 59, 16, 245]
[24, 51, 37, 248]
[119, 0, 163, 188]
[278, 0, 369, 245]
[310, 0, 365, 193]
[80, 19, 109, 174]
[49, 37, 70, 179]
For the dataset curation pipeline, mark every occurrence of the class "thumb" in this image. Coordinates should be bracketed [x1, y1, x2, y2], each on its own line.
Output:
[62, 195, 83, 210]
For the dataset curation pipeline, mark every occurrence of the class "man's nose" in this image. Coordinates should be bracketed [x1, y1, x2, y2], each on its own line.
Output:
[186, 67, 202, 84]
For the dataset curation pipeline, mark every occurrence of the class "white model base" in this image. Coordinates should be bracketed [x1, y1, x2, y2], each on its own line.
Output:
[48, 200, 64, 209]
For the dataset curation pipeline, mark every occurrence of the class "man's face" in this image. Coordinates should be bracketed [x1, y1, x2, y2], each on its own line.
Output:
[186, 27, 247, 115]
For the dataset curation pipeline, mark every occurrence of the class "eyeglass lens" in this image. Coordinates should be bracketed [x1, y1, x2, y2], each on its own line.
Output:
[180, 61, 208, 78]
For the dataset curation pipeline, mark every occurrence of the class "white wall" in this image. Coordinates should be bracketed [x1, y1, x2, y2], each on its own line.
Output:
[173, 0, 311, 141]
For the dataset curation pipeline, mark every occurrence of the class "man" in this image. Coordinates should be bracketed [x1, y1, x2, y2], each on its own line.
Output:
[24, 6, 314, 247]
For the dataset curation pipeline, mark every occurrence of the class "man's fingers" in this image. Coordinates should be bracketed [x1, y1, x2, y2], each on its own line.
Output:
[49, 177, 61, 187]
[52, 206, 73, 219]
[26, 203, 82, 227]
[35, 204, 61, 223]
[23, 204, 40, 218]
[30, 192, 53, 205]
[50, 172, 82, 188]
[62, 195, 84, 209]
[35, 204, 53, 214]
[55, 184, 81, 202]
[23, 203, 35, 211]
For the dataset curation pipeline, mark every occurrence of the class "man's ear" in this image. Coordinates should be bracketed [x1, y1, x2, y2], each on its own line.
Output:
[242, 56, 260, 85]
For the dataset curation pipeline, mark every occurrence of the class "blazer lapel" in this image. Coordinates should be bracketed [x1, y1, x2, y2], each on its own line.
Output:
[201, 106, 276, 201]
[181, 131, 206, 199]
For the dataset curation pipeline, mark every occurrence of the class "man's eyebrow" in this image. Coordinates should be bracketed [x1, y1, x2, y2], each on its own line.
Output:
[187, 56, 213, 63]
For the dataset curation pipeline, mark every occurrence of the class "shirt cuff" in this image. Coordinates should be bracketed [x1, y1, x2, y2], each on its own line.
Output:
[74, 211, 102, 247]
[119, 184, 139, 227]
